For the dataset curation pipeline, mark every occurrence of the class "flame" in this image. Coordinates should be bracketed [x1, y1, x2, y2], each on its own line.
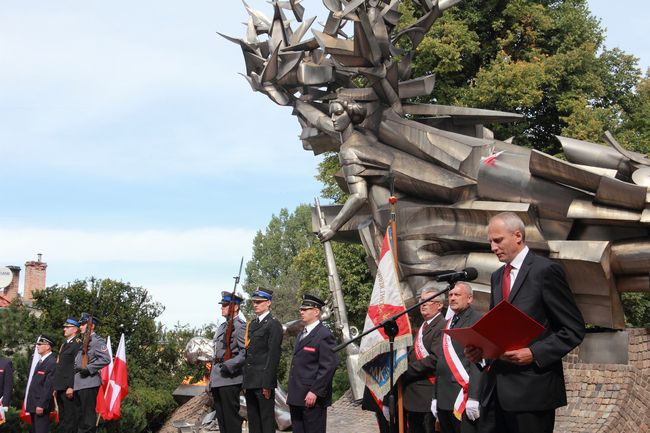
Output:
[180, 362, 213, 386]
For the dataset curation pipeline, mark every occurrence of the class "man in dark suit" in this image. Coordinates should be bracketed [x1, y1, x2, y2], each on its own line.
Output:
[26, 335, 57, 433]
[209, 291, 247, 433]
[242, 287, 283, 433]
[465, 212, 586, 433]
[53, 318, 82, 433]
[402, 285, 446, 433]
[0, 353, 13, 419]
[433, 282, 483, 433]
[287, 294, 339, 433]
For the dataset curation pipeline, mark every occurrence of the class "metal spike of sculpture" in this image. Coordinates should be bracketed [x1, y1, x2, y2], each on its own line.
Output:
[223, 0, 649, 335]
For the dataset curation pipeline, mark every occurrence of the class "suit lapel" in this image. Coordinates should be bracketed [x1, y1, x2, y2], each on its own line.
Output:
[295, 323, 320, 353]
[508, 250, 534, 302]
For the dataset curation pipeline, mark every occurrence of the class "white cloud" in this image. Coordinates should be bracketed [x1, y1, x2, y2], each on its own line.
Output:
[0, 227, 256, 263]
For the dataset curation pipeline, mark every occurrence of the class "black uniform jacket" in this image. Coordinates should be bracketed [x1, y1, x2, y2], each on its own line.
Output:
[242, 312, 283, 390]
[26, 354, 57, 412]
[403, 313, 445, 413]
[286, 322, 339, 407]
[435, 306, 483, 410]
[53, 337, 82, 391]
[481, 250, 586, 412]
[0, 357, 13, 407]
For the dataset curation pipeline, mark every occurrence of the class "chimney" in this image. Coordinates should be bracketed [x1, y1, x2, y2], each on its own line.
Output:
[0, 266, 21, 306]
[24, 254, 47, 302]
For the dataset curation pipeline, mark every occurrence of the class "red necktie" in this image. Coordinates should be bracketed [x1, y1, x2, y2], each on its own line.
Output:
[502, 263, 512, 301]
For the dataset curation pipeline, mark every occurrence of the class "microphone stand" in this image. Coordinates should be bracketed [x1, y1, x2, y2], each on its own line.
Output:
[335, 279, 464, 433]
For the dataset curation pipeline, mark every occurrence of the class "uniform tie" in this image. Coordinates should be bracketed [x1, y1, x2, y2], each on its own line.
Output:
[502, 263, 513, 301]
[450, 314, 460, 328]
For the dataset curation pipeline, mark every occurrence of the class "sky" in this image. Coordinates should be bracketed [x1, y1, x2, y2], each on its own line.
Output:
[1, 0, 647, 329]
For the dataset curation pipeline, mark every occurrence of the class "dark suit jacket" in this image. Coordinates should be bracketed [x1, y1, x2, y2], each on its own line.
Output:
[243, 312, 283, 390]
[402, 313, 445, 412]
[435, 306, 483, 411]
[0, 357, 13, 407]
[287, 322, 339, 407]
[481, 250, 585, 412]
[26, 354, 57, 412]
[53, 337, 82, 391]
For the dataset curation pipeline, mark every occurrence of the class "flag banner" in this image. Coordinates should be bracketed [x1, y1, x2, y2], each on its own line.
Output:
[99, 333, 128, 421]
[358, 224, 412, 400]
[0, 396, 5, 425]
[96, 335, 114, 418]
[20, 344, 41, 425]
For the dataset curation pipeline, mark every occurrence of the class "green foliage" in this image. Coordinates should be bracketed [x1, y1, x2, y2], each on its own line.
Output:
[622, 293, 650, 328]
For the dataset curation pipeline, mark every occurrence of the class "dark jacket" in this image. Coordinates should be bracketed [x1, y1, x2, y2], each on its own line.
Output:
[0, 357, 13, 407]
[53, 337, 82, 391]
[403, 313, 445, 412]
[481, 250, 586, 411]
[435, 306, 483, 410]
[287, 322, 339, 407]
[26, 354, 57, 412]
[242, 313, 283, 390]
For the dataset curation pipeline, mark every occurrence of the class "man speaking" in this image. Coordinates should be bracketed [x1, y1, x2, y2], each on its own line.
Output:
[466, 212, 585, 433]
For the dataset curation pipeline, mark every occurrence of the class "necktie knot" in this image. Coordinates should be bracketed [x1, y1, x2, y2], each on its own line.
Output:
[450, 314, 460, 328]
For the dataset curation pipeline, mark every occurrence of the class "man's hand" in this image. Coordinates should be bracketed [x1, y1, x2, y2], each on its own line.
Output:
[35, 407, 44, 416]
[304, 391, 317, 408]
[500, 348, 534, 365]
[430, 399, 437, 419]
[77, 367, 91, 378]
[465, 399, 480, 421]
[464, 345, 484, 363]
[262, 388, 272, 400]
[66, 387, 74, 399]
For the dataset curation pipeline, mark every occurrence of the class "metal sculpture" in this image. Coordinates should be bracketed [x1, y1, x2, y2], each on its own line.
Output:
[223, 0, 649, 335]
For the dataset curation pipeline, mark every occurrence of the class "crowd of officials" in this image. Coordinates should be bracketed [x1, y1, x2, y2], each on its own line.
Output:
[210, 212, 585, 433]
[1, 211, 585, 433]
[0, 313, 111, 433]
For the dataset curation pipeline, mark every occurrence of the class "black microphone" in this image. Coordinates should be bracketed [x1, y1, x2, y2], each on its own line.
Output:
[435, 267, 478, 283]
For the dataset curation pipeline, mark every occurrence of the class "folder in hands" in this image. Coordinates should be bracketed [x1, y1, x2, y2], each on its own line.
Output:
[444, 300, 545, 359]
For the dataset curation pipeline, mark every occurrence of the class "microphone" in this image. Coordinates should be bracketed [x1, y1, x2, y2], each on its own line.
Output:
[435, 267, 478, 283]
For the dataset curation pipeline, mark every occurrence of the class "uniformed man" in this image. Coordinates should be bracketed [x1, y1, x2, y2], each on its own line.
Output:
[26, 335, 57, 433]
[209, 291, 247, 433]
[242, 287, 283, 433]
[287, 294, 339, 433]
[53, 318, 82, 433]
[74, 313, 111, 433]
[0, 352, 13, 419]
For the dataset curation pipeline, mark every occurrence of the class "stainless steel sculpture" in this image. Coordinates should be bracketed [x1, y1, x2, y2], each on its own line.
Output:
[224, 0, 649, 334]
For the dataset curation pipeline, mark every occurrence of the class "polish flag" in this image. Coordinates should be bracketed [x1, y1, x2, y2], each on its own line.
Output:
[96, 335, 113, 418]
[99, 334, 128, 421]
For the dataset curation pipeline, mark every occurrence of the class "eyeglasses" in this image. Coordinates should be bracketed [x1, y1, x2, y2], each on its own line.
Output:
[252, 300, 269, 304]
[36, 342, 48, 346]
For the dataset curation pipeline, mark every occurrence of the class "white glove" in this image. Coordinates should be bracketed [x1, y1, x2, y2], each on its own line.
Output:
[381, 404, 390, 421]
[430, 399, 438, 418]
[465, 399, 480, 421]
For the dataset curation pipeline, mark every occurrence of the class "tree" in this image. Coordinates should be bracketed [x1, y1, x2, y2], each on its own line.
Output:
[399, 0, 644, 154]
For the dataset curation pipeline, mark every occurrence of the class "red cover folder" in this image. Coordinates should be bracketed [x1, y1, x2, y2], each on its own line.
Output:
[444, 300, 545, 359]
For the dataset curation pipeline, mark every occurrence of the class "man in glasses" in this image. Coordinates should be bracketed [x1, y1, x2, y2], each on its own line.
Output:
[26, 335, 57, 433]
[242, 287, 283, 433]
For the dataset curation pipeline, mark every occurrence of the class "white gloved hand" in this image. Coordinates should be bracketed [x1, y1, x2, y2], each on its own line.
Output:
[382, 404, 390, 421]
[430, 399, 438, 418]
[465, 399, 480, 421]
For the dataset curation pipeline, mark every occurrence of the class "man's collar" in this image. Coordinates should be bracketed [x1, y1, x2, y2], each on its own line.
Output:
[510, 246, 529, 270]
[40, 352, 52, 361]
[304, 320, 320, 335]
[257, 311, 270, 322]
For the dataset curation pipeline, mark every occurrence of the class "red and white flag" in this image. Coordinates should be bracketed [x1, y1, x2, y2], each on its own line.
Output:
[98, 334, 128, 421]
[96, 335, 113, 417]
[0, 397, 6, 425]
[357, 223, 412, 403]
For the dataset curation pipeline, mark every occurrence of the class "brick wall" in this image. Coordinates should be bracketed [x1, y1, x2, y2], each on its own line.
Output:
[24, 260, 47, 302]
[557, 328, 650, 433]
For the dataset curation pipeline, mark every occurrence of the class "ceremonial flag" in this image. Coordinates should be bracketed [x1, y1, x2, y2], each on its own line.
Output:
[0, 397, 5, 425]
[99, 334, 128, 421]
[96, 335, 113, 418]
[358, 223, 412, 402]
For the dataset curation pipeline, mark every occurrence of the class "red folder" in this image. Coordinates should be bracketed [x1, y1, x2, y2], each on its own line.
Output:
[444, 301, 545, 359]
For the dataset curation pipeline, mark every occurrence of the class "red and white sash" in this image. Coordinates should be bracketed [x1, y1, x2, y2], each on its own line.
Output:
[442, 318, 470, 419]
[414, 319, 436, 385]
